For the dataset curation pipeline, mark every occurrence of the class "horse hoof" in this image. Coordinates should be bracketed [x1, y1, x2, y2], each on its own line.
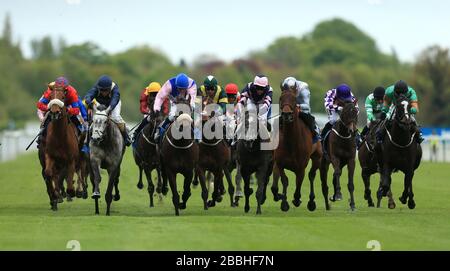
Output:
[399, 196, 407, 205]
[61, 191, 67, 198]
[91, 192, 101, 199]
[162, 187, 169, 196]
[66, 196, 73, 202]
[67, 189, 76, 198]
[113, 194, 120, 201]
[292, 199, 301, 207]
[329, 196, 336, 202]
[207, 200, 216, 208]
[192, 179, 199, 186]
[271, 187, 279, 201]
[325, 205, 331, 211]
[256, 210, 262, 215]
[368, 201, 375, 207]
[408, 200, 416, 209]
[249, 188, 254, 195]
[149, 203, 154, 208]
[335, 194, 343, 201]
[216, 196, 223, 203]
[156, 187, 162, 194]
[82, 191, 88, 199]
[76, 191, 83, 198]
[349, 205, 356, 212]
[233, 200, 239, 207]
[57, 197, 64, 203]
[307, 201, 316, 212]
[388, 202, 396, 209]
[244, 206, 250, 213]
[281, 201, 290, 212]
[137, 182, 144, 190]
[179, 202, 187, 210]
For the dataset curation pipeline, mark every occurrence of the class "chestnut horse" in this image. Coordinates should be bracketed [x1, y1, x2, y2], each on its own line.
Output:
[43, 89, 79, 210]
[272, 90, 323, 212]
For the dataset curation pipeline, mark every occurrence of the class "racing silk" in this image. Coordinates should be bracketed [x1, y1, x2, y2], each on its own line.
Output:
[37, 85, 80, 116]
[84, 82, 120, 110]
[139, 89, 169, 115]
[365, 94, 384, 122]
[324, 88, 359, 112]
[153, 76, 197, 112]
[195, 85, 228, 114]
[382, 85, 418, 113]
[239, 83, 273, 111]
[77, 96, 88, 121]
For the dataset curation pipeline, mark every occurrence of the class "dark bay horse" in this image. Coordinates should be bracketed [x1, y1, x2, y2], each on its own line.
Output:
[89, 104, 126, 215]
[377, 94, 422, 209]
[272, 90, 323, 212]
[236, 110, 273, 215]
[196, 97, 234, 209]
[160, 95, 199, 216]
[133, 95, 168, 207]
[358, 120, 395, 208]
[320, 102, 359, 211]
[42, 89, 79, 210]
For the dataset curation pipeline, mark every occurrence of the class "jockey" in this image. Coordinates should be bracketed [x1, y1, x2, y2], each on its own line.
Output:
[84, 75, 131, 146]
[321, 84, 360, 143]
[281, 76, 321, 143]
[153, 73, 197, 143]
[234, 75, 273, 144]
[376, 80, 423, 144]
[196, 75, 228, 115]
[360, 86, 385, 140]
[36, 77, 82, 146]
[132, 82, 169, 144]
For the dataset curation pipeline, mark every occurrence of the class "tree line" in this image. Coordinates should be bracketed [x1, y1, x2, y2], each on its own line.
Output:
[1, 15, 449, 129]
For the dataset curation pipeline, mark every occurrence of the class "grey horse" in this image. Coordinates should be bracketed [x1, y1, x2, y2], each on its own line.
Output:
[89, 104, 126, 215]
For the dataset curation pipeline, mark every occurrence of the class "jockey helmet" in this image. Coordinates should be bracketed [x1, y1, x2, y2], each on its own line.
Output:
[54, 76, 69, 90]
[373, 86, 385, 100]
[203, 75, 218, 91]
[394, 80, 408, 95]
[175, 73, 189, 89]
[146, 82, 161, 93]
[97, 75, 113, 92]
[336, 84, 352, 102]
[225, 83, 239, 95]
[281, 77, 297, 91]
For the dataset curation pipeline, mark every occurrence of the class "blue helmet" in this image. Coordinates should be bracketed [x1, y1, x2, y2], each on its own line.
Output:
[336, 84, 352, 102]
[175, 73, 189, 89]
[97, 75, 112, 91]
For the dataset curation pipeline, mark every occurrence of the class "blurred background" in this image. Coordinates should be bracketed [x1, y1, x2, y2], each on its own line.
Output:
[1, 0, 450, 162]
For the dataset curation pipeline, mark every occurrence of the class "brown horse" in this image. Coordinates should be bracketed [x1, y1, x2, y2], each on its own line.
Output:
[133, 94, 168, 207]
[320, 102, 358, 211]
[272, 90, 323, 212]
[358, 120, 395, 208]
[196, 97, 235, 209]
[43, 89, 79, 210]
[160, 95, 199, 216]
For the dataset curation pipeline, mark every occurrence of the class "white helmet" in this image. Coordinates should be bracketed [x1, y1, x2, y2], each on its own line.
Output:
[281, 77, 297, 91]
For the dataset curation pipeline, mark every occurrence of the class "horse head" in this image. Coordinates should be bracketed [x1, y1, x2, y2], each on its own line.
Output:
[91, 104, 109, 143]
[280, 90, 297, 123]
[394, 93, 413, 130]
[339, 102, 358, 134]
[48, 89, 66, 121]
[243, 110, 259, 150]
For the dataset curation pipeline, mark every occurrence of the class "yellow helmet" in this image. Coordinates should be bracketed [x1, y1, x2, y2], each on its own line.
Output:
[145, 82, 161, 94]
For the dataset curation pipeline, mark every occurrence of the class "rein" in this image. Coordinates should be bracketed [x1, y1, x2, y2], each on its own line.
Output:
[385, 126, 416, 148]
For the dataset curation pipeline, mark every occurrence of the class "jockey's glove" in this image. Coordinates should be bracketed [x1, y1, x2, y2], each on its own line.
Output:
[337, 106, 344, 112]
[105, 106, 112, 115]
[410, 107, 418, 114]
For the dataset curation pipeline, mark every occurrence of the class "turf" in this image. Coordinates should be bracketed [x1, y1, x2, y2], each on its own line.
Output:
[0, 150, 449, 251]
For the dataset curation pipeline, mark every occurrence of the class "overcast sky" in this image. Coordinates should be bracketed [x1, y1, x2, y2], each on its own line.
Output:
[2, 0, 449, 64]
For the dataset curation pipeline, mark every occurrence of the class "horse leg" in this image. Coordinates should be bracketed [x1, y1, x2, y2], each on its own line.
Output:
[113, 172, 121, 202]
[234, 160, 243, 203]
[144, 167, 155, 207]
[292, 167, 306, 208]
[196, 167, 209, 210]
[208, 171, 220, 208]
[179, 170, 193, 210]
[378, 164, 391, 198]
[90, 159, 102, 215]
[330, 158, 342, 202]
[387, 189, 396, 209]
[137, 166, 144, 190]
[105, 169, 117, 216]
[223, 167, 236, 207]
[271, 163, 282, 202]
[279, 168, 289, 212]
[348, 158, 356, 211]
[242, 172, 252, 213]
[405, 171, 415, 209]
[307, 155, 320, 212]
[320, 158, 331, 210]
[161, 165, 169, 196]
[167, 171, 180, 216]
[255, 169, 267, 215]
[66, 161, 76, 200]
[362, 169, 375, 207]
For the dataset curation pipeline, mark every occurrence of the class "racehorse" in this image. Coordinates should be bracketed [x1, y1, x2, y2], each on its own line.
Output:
[358, 120, 395, 208]
[133, 94, 168, 207]
[89, 104, 126, 215]
[160, 95, 199, 216]
[320, 102, 359, 211]
[236, 109, 273, 215]
[196, 96, 235, 209]
[42, 88, 79, 210]
[377, 94, 422, 209]
[272, 90, 322, 212]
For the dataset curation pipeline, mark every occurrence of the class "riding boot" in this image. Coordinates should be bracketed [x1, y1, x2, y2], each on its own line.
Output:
[154, 118, 171, 143]
[356, 130, 363, 149]
[133, 116, 150, 143]
[117, 123, 131, 147]
[361, 125, 369, 139]
[416, 126, 424, 144]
